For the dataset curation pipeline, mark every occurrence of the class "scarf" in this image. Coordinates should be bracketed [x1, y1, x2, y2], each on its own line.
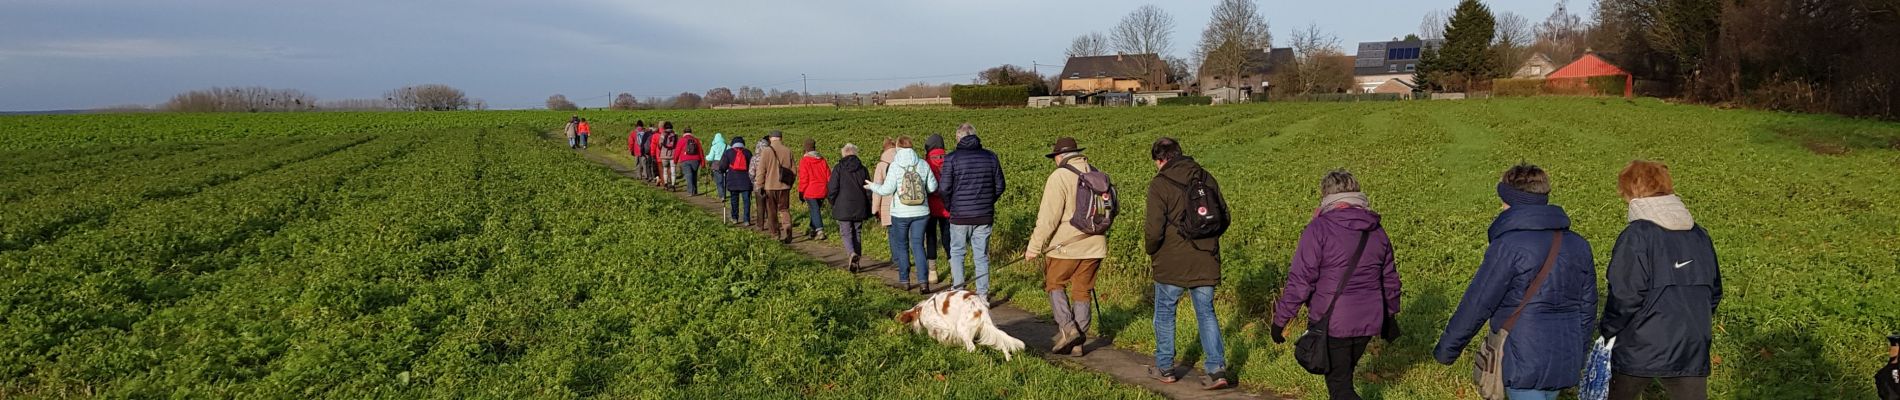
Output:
[1497, 182, 1549, 206]
[1318, 192, 1370, 214]
[1627, 194, 1695, 230]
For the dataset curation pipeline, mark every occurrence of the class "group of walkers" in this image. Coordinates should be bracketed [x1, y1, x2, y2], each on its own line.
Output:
[624, 120, 710, 195]
[563, 116, 591, 149]
[567, 117, 1724, 399]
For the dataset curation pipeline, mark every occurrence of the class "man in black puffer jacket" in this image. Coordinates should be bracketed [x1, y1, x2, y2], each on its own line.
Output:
[938, 123, 1005, 299]
[826, 143, 872, 271]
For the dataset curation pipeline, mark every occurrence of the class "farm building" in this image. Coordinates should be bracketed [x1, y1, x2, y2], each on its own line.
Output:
[1196, 47, 1294, 101]
[1369, 78, 1416, 95]
[1352, 38, 1442, 93]
[1512, 53, 1558, 78]
[1059, 53, 1170, 94]
[1547, 51, 1634, 97]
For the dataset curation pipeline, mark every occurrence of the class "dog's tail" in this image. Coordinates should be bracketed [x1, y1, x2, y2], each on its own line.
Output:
[977, 320, 1025, 361]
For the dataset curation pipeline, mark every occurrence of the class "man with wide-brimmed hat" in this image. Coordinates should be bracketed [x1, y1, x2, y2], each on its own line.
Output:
[1024, 136, 1111, 357]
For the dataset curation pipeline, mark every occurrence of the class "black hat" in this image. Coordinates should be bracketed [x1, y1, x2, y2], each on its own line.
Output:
[1045, 137, 1084, 158]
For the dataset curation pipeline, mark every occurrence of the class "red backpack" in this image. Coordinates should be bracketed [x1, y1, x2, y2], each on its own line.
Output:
[728, 149, 749, 171]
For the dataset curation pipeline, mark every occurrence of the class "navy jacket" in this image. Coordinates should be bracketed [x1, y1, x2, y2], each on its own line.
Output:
[938, 135, 1005, 225]
[825, 155, 872, 222]
[1600, 220, 1721, 378]
[1434, 205, 1598, 390]
[717, 147, 753, 192]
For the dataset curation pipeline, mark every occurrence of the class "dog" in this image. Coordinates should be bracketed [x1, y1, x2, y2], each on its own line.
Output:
[895, 290, 1025, 360]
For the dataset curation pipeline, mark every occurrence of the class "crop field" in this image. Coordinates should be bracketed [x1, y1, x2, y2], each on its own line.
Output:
[4, 97, 1898, 398]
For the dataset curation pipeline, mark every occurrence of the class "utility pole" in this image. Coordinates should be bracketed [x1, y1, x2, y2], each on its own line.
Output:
[801, 73, 809, 105]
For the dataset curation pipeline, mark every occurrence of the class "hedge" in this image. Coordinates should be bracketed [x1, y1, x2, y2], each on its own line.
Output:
[1493, 76, 1628, 97]
[950, 85, 1030, 108]
[1157, 96, 1213, 106]
[1494, 78, 1544, 97]
[1276, 93, 1405, 102]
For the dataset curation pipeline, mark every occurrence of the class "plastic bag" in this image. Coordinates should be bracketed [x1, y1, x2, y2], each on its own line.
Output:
[1579, 337, 1616, 400]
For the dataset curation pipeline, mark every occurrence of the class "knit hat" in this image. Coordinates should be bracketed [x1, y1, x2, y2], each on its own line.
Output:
[1497, 182, 1550, 206]
[926, 134, 945, 151]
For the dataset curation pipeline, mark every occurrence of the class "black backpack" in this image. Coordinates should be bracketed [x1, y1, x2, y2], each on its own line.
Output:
[1166, 169, 1228, 240]
[684, 136, 701, 156]
[662, 132, 680, 149]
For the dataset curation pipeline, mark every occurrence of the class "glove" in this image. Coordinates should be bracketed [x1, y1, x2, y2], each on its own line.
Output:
[1269, 324, 1287, 344]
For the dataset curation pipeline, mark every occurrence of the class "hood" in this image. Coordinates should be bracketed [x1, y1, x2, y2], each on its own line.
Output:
[1157, 156, 1205, 184]
[836, 155, 865, 171]
[1317, 206, 1383, 232]
[710, 133, 727, 148]
[891, 148, 921, 167]
[1487, 204, 1574, 240]
[880, 148, 897, 162]
[1627, 194, 1695, 230]
[955, 134, 984, 150]
[803, 151, 823, 158]
[926, 134, 945, 150]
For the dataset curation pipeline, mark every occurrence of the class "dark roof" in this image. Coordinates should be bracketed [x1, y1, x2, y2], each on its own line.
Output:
[1352, 39, 1443, 76]
[1195, 47, 1294, 78]
[1060, 54, 1163, 80]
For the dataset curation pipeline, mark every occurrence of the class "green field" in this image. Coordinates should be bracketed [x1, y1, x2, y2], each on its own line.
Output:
[4, 98, 1898, 399]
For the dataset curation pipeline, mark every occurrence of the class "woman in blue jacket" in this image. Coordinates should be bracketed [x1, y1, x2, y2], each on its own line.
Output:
[1601, 160, 1721, 400]
[1434, 163, 1598, 400]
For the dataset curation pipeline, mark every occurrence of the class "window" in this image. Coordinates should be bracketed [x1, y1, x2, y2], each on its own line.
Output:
[1389, 64, 1398, 73]
[1531, 66, 1543, 74]
[1405, 63, 1416, 72]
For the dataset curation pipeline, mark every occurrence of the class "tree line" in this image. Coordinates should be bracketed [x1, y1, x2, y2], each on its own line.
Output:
[145, 84, 484, 113]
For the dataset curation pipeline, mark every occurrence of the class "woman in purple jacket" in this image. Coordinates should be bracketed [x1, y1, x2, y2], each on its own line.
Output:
[1271, 169, 1400, 400]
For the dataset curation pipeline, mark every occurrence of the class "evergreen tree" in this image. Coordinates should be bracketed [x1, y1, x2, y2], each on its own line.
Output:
[1438, 0, 1496, 91]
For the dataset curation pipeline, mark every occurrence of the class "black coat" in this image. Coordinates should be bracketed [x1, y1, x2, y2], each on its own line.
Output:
[826, 155, 872, 222]
[718, 147, 753, 192]
[938, 135, 1005, 225]
[1600, 220, 1722, 378]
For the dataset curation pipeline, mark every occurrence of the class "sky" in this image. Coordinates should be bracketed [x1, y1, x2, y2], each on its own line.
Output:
[0, 0, 1564, 111]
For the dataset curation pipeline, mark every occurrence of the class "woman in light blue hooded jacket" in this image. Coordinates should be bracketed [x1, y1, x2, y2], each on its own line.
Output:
[863, 137, 938, 293]
[706, 133, 730, 202]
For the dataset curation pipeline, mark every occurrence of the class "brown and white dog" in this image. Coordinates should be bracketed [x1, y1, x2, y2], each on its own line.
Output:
[895, 290, 1025, 360]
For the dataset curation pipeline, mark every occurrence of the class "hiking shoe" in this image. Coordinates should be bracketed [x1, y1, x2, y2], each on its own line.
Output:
[1147, 367, 1178, 384]
[1069, 336, 1088, 357]
[1051, 329, 1081, 354]
[1199, 370, 1233, 390]
[901, 282, 914, 292]
[848, 255, 860, 273]
[919, 283, 932, 294]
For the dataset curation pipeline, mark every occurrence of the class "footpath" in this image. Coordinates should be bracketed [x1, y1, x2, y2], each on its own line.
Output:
[566, 144, 1277, 400]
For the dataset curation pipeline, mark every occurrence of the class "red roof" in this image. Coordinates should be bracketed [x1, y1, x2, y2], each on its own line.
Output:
[1547, 53, 1628, 79]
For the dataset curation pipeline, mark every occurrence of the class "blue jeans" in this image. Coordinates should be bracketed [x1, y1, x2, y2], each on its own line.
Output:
[727, 190, 751, 222]
[578, 134, 589, 148]
[1154, 283, 1225, 373]
[889, 216, 928, 283]
[680, 160, 700, 195]
[1506, 389, 1559, 400]
[806, 199, 825, 231]
[948, 224, 992, 296]
[710, 167, 726, 198]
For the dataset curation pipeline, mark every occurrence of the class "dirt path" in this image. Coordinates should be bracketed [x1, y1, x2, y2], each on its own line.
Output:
[566, 146, 1278, 400]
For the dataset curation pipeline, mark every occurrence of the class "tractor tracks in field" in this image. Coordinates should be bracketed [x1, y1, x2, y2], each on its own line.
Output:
[558, 136, 1278, 400]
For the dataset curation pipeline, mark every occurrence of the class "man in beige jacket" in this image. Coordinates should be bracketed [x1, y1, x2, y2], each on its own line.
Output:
[753, 130, 797, 243]
[1024, 137, 1110, 357]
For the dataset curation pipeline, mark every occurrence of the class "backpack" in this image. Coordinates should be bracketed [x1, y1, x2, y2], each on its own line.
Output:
[662, 132, 679, 149]
[728, 149, 749, 171]
[684, 136, 701, 156]
[897, 164, 927, 206]
[1167, 169, 1229, 240]
[1061, 164, 1119, 235]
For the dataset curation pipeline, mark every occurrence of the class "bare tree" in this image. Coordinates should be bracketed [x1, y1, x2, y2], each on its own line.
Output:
[1533, 0, 1589, 64]
[1111, 5, 1176, 79]
[610, 93, 637, 110]
[1067, 32, 1110, 59]
[1164, 55, 1194, 87]
[672, 92, 704, 109]
[546, 94, 579, 111]
[317, 98, 394, 111]
[704, 87, 735, 106]
[1494, 11, 1534, 76]
[885, 82, 954, 99]
[1419, 9, 1449, 40]
[162, 86, 318, 112]
[1193, 0, 1273, 89]
[1282, 22, 1349, 95]
[386, 84, 469, 111]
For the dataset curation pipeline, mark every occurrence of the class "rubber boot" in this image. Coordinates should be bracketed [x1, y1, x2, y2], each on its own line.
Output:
[1049, 291, 1079, 353]
[1070, 300, 1092, 357]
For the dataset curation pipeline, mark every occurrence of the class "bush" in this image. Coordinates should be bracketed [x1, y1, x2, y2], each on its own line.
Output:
[1157, 96, 1213, 106]
[950, 85, 1030, 108]
[1494, 78, 1544, 97]
[1274, 93, 1405, 102]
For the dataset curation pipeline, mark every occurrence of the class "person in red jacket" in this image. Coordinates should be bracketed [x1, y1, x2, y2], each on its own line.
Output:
[922, 133, 951, 283]
[797, 138, 833, 240]
[675, 127, 707, 196]
[628, 120, 647, 179]
[649, 122, 671, 187]
[576, 118, 592, 149]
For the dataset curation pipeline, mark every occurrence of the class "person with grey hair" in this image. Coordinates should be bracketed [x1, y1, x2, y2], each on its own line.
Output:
[826, 143, 873, 271]
[1272, 168, 1403, 399]
[955, 122, 976, 141]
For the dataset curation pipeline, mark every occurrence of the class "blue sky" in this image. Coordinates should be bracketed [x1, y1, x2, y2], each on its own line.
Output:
[0, 0, 1562, 111]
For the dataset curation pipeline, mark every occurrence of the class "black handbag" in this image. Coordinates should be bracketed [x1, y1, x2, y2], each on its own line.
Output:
[1293, 231, 1372, 375]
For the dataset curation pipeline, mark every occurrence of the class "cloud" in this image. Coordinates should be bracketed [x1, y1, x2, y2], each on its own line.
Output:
[0, 38, 315, 61]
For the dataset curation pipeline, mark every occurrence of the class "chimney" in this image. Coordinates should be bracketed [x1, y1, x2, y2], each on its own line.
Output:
[1117, 52, 1124, 61]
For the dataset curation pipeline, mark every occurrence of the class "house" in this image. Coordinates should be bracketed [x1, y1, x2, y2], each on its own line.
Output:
[1196, 47, 1294, 100]
[1512, 53, 1557, 78]
[1369, 78, 1416, 95]
[1352, 38, 1442, 93]
[1203, 87, 1244, 104]
[1059, 53, 1169, 94]
[1132, 91, 1184, 106]
[1546, 51, 1633, 97]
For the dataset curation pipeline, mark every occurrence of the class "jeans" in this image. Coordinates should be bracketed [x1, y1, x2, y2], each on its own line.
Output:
[948, 224, 993, 296]
[727, 190, 751, 222]
[663, 159, 677, 186]
[922, 216, 949, 261]
[838, 220, 864, 256]
[569, 135, 579, 148]
[805, 198, 825, 231]
[680, 160, 700, 195]
[1505, 389, 1560, 400]
[1154, 283, 1225, 374]
[1608, 374, 1707, 400]
[710, 166, 725, 198]
[889, 216, 928, 283]
[1324, 336, 1373, 400]
[578, 133, 588, 148]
